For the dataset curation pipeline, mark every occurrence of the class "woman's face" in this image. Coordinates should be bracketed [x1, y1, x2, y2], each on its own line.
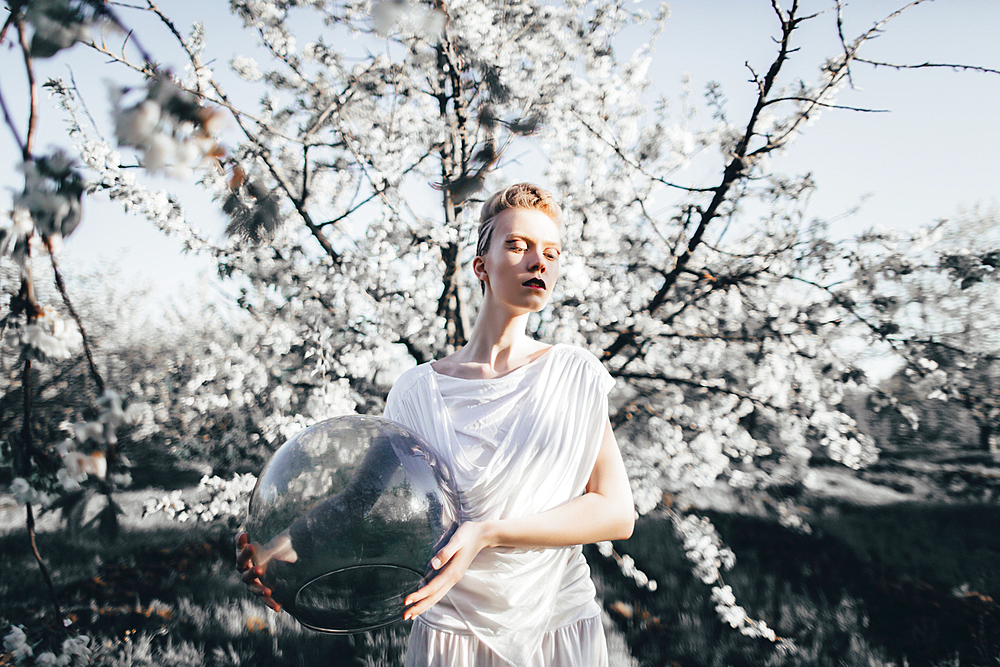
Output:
[476, 207, 561, 314]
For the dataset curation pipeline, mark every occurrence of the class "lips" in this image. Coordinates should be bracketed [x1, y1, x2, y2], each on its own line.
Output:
[523, 277, 546, 290]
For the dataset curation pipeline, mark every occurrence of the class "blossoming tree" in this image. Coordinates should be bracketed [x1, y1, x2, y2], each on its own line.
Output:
[1, 0, 997, 655]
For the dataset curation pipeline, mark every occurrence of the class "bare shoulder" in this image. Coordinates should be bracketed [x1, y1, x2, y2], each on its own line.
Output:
[431, 341, 555, 379]
[429, 354, 462, 377]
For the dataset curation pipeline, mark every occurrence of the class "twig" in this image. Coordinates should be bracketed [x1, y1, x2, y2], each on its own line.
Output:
[25, 502, 65, 628]
[0, 78, 27, 155]
[613, 370, 781, 411]
[48, 248, 106, 393]
[571, 111, 717, 193]
[761, 96, 889, 113]
[16, 18, 37, 159]
[854, 57, 1000, 77]
[18, 354, 66, 628]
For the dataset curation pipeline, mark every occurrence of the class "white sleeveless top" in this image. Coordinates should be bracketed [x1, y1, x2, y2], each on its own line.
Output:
[383, 344, 615, 667]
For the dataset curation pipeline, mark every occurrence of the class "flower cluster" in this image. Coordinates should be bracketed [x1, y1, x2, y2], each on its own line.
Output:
[3, 626, 32, 662]
[10, 477, 54, 507]
[55, 390, 140, 491]
[370, 0, 447, 40]
[23, 0, 103, 58]
[76, 137, 214, 250]
[77, 390, 135, 447]
[596, 541, 658, 591]
[19, 305, 83, 363]
[15, 150, 86, 246]
[111, 77, 224, 178]
[711, 585, 779, 641]
[671, 510, 786, 642]
[143, 473, 257, 524]
[671, 512, 736, 585]
[0, 207, 34, 261]
[2, 625, 91, 666]
[35, 634, 91, 667]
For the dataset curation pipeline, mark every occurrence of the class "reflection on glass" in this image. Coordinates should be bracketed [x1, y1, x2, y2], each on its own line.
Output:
[245, 416, 458, 633]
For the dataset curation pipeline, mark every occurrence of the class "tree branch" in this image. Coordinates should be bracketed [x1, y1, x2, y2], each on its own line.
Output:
[612, 370, 780, 411]
[761, 96, 889, 113]
[17, 18, 37, 159]
[48, 247, 106, 393]
[571, 111, 716, 193]
[0, 78, 26, 156]
[854, 57, 1000, 77]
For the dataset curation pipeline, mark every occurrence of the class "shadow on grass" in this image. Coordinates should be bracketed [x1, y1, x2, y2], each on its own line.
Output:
[0, 526, 409, 666]
[591, 503, 1000, 667]
[2, 504, 998, 666]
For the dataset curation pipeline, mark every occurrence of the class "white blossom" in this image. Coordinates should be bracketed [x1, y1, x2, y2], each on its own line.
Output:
[230, 55, 263, 81]
[3, 625, 32, 661]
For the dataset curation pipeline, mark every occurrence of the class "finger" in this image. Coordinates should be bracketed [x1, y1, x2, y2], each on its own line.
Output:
[235, 546, 251, 570]
[236, 548, 256, 572]
[403, 568, 461, 619]
[404, 584, 451, 620]
[431, 539, 462, 571]
[235, 532, 248, 549]
[241, 564, 265, 585]
[246, 582, 272, 597]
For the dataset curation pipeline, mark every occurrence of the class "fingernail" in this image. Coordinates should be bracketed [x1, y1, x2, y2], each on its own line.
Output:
[431, 558, 441, 569]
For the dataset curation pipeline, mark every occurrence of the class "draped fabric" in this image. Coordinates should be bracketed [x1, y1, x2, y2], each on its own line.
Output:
[405, 613, 609, 667]
[383, 344, 615, 667]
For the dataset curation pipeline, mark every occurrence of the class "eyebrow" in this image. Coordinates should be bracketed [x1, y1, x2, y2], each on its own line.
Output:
[505, 233, 562, 250]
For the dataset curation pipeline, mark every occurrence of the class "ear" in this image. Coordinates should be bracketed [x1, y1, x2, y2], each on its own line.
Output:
[473, 256, 488, 283]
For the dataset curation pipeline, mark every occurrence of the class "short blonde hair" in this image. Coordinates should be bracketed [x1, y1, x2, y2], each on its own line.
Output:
[476, 183, 562, 258]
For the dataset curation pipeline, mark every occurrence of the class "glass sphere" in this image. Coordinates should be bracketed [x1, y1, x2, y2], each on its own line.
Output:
[245, 415, 457, 634]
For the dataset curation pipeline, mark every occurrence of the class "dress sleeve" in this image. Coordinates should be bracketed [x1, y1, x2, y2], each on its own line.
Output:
[575, 346, 616, 396]
[382, 366, 420, 426]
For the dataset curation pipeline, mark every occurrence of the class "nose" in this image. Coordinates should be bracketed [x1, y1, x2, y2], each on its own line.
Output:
[528, 250, 547, 273]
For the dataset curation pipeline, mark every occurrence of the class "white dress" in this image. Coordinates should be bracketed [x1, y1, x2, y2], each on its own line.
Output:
[382, 344, 615, 667]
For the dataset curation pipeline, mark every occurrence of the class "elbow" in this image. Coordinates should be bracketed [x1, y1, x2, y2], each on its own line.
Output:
[618, 511, 635, 541]
[609, 504, 634, 541]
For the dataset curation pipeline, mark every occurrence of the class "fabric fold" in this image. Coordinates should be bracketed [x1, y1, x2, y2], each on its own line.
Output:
[384, 344, 615, 667]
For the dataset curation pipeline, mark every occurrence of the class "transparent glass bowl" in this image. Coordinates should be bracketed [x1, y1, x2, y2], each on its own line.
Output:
[245, 415, 457, 633]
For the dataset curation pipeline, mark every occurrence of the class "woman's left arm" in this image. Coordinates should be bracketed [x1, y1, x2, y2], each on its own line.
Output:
[403, 418, 634, 619]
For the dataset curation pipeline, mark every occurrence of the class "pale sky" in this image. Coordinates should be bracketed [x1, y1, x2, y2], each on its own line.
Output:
[2, 1, 998, 302]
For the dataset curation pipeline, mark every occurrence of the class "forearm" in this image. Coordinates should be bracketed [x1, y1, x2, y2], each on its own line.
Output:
[482, 489, 634, 550]
[404, 419, 634, 620]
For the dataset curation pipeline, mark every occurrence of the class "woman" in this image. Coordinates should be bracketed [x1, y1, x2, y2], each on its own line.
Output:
[237, 183, 634, 666]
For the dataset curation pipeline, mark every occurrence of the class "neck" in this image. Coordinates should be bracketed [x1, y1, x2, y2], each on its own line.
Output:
[462, 296, 533, 368]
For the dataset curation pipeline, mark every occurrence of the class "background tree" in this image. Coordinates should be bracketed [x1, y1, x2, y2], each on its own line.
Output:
[2, 0, 998, 653]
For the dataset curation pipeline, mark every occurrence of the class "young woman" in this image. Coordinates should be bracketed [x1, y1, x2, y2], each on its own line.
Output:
[237, 183, 634, 666]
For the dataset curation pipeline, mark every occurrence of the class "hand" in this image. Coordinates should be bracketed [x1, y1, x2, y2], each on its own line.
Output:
[403, 521, 493, 620]
[235, 530, 299, 612]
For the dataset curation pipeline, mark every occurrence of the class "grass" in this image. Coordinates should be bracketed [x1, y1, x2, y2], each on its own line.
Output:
[593, 505, 1000, 667]
[1, 503, 998, 666]
[0, 527, 408, 666]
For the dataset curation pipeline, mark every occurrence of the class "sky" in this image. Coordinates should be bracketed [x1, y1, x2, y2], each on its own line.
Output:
[2, 0, 998, 314]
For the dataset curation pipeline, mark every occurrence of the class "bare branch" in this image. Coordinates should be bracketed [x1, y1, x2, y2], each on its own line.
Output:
[641, 2, 804, 319]
[0, 78, 27, 156]
[48, 246, 106, 393]
[778, 272, 904, 352]
[761, 96, 889, 113]
[854, 57, 1000, 77]
[17, 19, 37, 158]
[612, 370, 781, 411]
[571, 111, 716, 193]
